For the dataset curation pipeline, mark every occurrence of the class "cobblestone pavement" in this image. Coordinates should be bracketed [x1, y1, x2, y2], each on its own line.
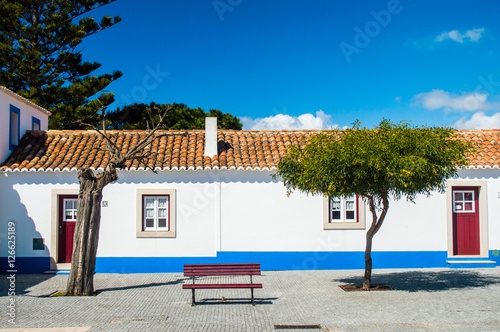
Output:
[1, 267, 500, 331]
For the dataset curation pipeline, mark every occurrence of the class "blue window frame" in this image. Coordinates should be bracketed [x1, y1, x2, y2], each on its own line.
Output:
[32, 116, 41, 130]
[9, 105, 20, 150]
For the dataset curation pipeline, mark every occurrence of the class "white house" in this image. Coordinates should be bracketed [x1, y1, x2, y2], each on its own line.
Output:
[0, 92, 499, 273]
[0, 86, 50, 163]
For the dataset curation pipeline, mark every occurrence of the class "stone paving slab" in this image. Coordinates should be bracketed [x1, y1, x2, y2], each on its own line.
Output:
[1, 267, 500, 331]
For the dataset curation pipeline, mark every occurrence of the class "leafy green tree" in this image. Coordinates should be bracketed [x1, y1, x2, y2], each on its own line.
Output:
[0, 0, 122, 129]
[107, 102, 243, 130]
[274, 120, 474, 289]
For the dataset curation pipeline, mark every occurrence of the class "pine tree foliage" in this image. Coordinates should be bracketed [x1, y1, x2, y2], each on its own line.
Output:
[0, 0, 122, 129]
[107, 102, 243, 130]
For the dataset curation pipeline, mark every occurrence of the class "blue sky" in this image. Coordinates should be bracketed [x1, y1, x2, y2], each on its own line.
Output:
[81, 0, 500, 130]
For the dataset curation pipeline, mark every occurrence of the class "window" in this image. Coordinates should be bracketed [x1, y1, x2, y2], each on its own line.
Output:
[453, 190, 475, 213]
[136, 189, 176, 238]
[9, 105, 20, 150]
[32, 116, 41, 130]
[323, 195, 365, 229]
[330, 196, 357, 222]
[63, 198, 78, 221]
[143, 196, 169, 230]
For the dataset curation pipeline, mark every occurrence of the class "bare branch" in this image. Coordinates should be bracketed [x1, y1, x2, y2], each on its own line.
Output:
[123, 106, 171, 159]
[75, 109, 123, 162]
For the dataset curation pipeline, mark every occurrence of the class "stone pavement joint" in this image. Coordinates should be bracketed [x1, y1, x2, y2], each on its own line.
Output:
[1, 267, 499, 331]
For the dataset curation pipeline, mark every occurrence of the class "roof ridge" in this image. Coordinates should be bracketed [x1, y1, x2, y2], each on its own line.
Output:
[0, 86, 51, 115]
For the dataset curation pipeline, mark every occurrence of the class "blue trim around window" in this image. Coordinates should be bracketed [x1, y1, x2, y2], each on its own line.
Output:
[32, 116, 41, 130]
[9, 104, 20, 151]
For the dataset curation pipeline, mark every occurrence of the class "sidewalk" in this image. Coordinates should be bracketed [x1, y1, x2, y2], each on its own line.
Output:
[1, 267, 499, 331]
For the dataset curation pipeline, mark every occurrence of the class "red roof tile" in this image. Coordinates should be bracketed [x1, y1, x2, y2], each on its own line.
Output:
[1, 129, 499, 172]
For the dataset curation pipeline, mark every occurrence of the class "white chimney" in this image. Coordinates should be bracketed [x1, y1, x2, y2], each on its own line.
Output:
[204, 117, 217, 157]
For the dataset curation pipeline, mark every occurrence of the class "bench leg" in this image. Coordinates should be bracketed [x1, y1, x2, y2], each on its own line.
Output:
[191, 289, 196, 306]
[251, 288, 255, 306]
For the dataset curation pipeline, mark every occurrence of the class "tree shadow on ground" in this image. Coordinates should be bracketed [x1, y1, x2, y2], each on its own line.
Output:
[196, 297, 277, 305]
[333, 269, 500, 292]
[97, 277, 188, 293]
[0, 273, 57, 296]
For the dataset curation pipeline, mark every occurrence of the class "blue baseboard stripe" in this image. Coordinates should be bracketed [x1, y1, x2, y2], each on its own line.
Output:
[2, 251, 497, 274]
[95, 251, 450, 273]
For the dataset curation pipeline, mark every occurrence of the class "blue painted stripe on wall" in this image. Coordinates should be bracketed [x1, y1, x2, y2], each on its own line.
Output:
[94, 251, 451, 273]
[2, 251, 497, 274]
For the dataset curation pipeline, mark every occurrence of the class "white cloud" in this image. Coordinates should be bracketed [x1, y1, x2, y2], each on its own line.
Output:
[435, 28, 484, 43]
[241, 110, 335, 130]
[454, 112, 500, 129]
[413, 90, 498, 112]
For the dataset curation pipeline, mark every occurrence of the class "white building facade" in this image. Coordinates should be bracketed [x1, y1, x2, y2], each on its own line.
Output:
[0, 104, 499, 273]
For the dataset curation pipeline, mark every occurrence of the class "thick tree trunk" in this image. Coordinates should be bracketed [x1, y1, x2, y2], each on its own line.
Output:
[362, 193, 389, 290]
[66, 167, 118, 296]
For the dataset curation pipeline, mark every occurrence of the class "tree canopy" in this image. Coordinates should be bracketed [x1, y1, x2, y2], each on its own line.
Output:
[274, 120, 474, 289]
[0, 0, 122, 129]
[107, 102, 243, 130]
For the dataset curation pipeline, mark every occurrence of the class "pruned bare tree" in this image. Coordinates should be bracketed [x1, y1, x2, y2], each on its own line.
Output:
[67, 105, 172, 296]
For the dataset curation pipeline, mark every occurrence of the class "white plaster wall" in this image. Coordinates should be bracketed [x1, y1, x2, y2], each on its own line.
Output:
[0, 170, 220, 259]
[1, 168, 498, 260]
[100, 171, 218, 257]
[220, 170, 450, 252]
[0, 171, 78, 258]
[372, 192, 447, 251]
[220, 169, 500, 253]
[0, 90, 49, 163]
[220, 170, 364, 252]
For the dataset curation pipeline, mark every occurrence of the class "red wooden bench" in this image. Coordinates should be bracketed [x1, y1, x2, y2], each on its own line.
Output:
[182, 263, 262, 306]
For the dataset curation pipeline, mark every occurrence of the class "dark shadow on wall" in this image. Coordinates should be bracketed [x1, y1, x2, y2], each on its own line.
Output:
[0, 179, 53, 274]
[333, 269, 500, 292]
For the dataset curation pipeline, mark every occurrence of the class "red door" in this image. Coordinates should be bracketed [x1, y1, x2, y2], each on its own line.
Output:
[452, 187, 480, 255]
[58, 195, 78, 263]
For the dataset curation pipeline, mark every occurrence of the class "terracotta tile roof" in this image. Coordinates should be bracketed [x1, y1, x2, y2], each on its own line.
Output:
[0, 130, 206, 172]
[458, 130, 500, 168]
[1, 129, 499, 172]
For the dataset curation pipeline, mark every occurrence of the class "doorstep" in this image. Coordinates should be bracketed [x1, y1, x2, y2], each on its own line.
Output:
[43, 263, 71, 275]
[446, 259, 496, 268]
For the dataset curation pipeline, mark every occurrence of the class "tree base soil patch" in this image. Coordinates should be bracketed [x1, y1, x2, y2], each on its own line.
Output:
[339, 284, 393, 292]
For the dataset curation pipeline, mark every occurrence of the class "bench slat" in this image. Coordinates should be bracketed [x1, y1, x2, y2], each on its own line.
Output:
[183, 283, 263, 289]
[184, 263, 260, 267]
[184, 270, 261, 276]
[184, 263, 261, 277]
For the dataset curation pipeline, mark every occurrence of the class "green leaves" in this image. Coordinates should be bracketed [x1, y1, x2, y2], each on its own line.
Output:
[275, 120, 475, 207]
[0, 0, 122, 129]
[106, 102, 243, 130]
